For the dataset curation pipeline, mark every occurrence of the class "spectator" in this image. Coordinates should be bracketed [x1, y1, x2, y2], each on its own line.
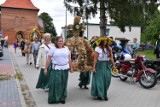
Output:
[133, 38, 140, 50]
[13, 39, 18, 53]
[154, 35, 160, 59]
[30, 36, 41, 67]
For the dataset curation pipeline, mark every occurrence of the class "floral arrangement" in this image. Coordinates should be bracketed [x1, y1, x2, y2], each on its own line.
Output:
[29, 28, 42, 42]
[112, 68, 119, 74]
[65, 37, 93, 72]
[67, 16, 86, 36]
[95, 36, 113, 46]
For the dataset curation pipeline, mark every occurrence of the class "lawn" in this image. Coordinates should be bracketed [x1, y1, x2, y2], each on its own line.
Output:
[136, 49, 156, 60]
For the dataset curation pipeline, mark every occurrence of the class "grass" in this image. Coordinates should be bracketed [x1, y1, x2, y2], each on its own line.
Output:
[136, 49, 156, 60]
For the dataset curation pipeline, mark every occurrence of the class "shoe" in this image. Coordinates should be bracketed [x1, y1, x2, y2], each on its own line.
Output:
[97, 97, 103, 100]
[104, 97, 108, 101]
[78, 84, 82, 88]
[61, 101, 65, 104]
[30, 62, 32, 65]
[84, 85, 89, 89]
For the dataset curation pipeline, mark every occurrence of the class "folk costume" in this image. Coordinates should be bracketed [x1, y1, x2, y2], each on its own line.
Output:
[91, 37, 113, 100]
[78, 72, 91, 89]
[47, 46, 70, 104]
[36, 43, 54, 89]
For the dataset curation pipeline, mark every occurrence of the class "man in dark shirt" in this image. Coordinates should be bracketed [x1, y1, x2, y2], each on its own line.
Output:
[154, 35, 160, 59]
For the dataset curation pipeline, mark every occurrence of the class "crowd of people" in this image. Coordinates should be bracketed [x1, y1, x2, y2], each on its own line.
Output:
[12, 34, 116, 104]
[12, 34, 160, 104]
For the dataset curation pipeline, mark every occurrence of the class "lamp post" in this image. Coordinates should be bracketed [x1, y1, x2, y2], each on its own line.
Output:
[64, 0, 67, 39]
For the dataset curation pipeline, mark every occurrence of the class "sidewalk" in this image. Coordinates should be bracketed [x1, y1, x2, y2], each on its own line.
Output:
[10, 46, 160, 107]
[0, 48, 22, 107]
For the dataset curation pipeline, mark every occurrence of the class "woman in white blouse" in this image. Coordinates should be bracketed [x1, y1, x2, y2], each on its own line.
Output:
[36, 33, 54, 90]
[44, 36, 73, 104]
[91, 37, 115, 101]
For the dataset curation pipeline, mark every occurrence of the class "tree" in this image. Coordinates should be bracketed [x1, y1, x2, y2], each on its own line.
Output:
[64, 0, 159, 36]
[142, 12, 160, 44]
[39, 12, 57, 38]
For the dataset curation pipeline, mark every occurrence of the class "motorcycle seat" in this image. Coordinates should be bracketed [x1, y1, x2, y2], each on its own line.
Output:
[119, 60, 130, 64]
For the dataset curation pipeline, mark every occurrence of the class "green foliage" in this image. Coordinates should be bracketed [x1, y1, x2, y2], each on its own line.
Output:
[65, 0, 159, 35]
[39, 12, 57, 37]
[142, 12, 160, 44]
[0, 73, 11, 80]
[137, 50, 156, 60]
[66, 34, 73, 38]
[14, 71, 23, 81]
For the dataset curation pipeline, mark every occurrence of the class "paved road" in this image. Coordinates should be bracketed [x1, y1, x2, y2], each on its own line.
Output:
[0, 48, 22, 107]
[10, 47, 160, 107]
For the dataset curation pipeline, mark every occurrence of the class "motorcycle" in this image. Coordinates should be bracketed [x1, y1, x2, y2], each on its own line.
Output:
[112, 48, 132, 77]
[112, 55, 157, 89]
[144, 58, 160, 80]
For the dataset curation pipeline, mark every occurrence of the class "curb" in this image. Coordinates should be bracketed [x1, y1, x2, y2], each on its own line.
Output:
[9, 49, 27, 107]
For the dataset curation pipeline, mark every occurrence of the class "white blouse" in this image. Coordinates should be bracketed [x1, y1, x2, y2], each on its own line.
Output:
[48, 46, 70, 70]
[95, 47, 109, 61]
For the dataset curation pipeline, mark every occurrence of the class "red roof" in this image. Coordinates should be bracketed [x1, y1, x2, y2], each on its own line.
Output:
[0, 0, 39, 10]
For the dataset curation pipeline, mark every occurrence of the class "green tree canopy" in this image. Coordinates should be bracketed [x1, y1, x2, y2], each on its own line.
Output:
[39, 12, 57, 37]
[142, 12, 160, 44]
[64, 0, 159, 36]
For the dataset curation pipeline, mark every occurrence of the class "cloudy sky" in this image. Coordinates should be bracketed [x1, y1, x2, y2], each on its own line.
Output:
[0, 0, 100, 35]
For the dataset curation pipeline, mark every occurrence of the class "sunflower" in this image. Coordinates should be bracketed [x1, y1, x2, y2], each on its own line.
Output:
[112, 68, 119, 74]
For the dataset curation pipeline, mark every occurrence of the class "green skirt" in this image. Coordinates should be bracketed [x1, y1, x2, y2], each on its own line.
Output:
[48, 69, 69, 104]
[78, 72, 91, 86]
[91, 61, 111, 99]
[36, 63, 52, 89]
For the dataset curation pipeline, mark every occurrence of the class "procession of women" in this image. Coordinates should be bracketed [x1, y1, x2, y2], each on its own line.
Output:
[12, 16, 116, 104]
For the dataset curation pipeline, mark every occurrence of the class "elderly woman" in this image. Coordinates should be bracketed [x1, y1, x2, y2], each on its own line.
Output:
[36, 33, 54, 90]
[91, 37, 115, 101]
[44, 36, 73, 104]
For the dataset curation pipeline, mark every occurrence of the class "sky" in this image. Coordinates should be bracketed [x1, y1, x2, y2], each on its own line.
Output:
[0, 0, 100, 35]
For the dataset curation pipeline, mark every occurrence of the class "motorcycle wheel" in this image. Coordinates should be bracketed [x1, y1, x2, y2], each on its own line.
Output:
[139, 72, 157, 89]
[111, 63, 120, 78]
[119, 76, 128, 81]
[118, 68, 128, 81]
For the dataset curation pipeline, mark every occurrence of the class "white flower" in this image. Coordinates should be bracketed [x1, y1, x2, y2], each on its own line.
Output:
[75, 25, 80, 29]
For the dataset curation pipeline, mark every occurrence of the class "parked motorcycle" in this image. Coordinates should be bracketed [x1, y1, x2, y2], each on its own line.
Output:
[112, 55, 157, 89]
[144, 58, 160, 80]
[111, 48, 132, 77]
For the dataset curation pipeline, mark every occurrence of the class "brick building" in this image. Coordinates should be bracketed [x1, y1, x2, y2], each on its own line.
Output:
[0, 0, 42, 43]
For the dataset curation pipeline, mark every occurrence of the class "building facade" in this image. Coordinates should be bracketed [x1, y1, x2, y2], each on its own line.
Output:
[62, 23, 141, 44]
[0, 0, 39, 43]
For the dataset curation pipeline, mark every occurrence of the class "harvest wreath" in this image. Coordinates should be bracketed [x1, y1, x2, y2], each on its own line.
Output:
[29, 28, 42, 42]
[65, 37, 93, 72]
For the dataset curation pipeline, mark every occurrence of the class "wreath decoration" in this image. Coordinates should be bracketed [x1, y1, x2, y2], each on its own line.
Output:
[65, 37, 93, 72]
[29, 28, 42, 42]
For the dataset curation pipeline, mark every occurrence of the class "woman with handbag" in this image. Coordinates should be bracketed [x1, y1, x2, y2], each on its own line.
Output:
[36, 33, 54, 90]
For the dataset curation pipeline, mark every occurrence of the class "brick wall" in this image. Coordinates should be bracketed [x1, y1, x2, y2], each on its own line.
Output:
[0, 8, 39, 43]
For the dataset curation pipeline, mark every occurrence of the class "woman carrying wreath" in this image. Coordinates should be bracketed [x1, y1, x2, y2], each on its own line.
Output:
[44, 36, 73, 104]
[78, 36, 91, 89]
[91, 37, 115, 101]
[36, 33, 54, 90]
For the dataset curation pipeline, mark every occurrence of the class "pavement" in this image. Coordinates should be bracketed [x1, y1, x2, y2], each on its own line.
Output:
[1, 46, 160, 107]
[0, 47, 22, 107]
